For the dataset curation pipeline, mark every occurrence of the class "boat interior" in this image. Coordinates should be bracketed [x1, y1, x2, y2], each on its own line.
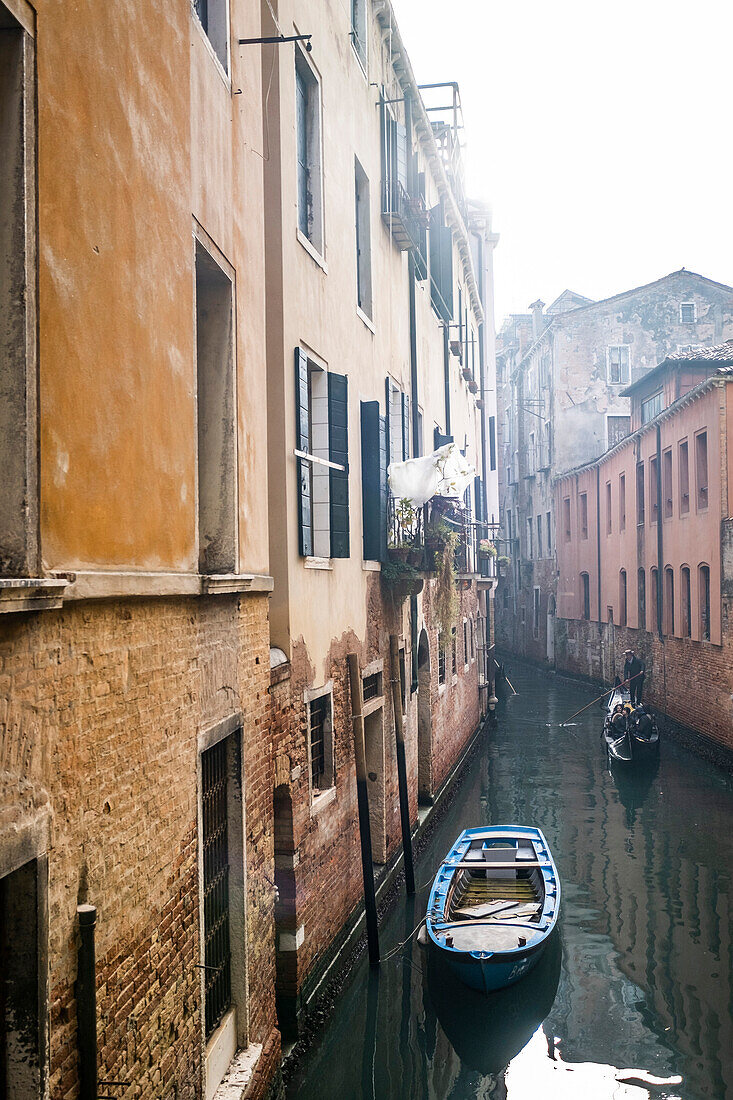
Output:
[439, 836, 548, 951]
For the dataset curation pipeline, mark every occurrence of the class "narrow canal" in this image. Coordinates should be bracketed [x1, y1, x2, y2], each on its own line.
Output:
[286, 664, 733, 1100]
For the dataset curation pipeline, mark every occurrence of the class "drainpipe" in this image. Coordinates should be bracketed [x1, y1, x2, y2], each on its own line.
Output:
[443, 325, 451, 437]
[656, 423, 664, 637]
[76, 904, 98, 1100]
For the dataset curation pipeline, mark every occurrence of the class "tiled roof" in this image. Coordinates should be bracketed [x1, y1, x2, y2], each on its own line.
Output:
[667, 340, 733, 363]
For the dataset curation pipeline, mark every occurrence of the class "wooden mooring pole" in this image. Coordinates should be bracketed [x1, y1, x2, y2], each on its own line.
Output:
[347, 653, 380, 967]
[389, 635, 415, 896]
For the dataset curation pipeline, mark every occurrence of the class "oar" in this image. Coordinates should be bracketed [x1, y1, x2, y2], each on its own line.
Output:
[560, 675, 635, 727]
[494, 658, 518, 695]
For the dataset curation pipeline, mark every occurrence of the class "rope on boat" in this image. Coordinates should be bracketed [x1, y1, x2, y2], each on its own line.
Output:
[381, 918, 427, 962]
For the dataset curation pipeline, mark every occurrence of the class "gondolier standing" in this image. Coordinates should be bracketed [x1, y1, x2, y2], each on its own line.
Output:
[623, 648, 645, 705]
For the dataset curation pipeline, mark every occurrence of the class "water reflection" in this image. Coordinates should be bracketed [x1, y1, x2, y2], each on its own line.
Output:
[287, 664, 733, 1100]
[608, 755, 660, 825]
[427, 929, 561, 1075]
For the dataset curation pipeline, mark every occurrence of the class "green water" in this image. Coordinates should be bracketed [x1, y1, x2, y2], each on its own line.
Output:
[286, 664, 733, 1099]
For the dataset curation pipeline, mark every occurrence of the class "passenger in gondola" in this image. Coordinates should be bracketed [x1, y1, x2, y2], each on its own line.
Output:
[623, 648, 645, 705]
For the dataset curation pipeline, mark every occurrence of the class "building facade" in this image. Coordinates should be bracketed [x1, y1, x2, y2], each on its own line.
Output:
[554, 344, 733, 754]
[1, 0, 499, 1097]
[1, 2, 279, 1098]
[261, 0, 498, 1037]
[496, 271, 733, 667]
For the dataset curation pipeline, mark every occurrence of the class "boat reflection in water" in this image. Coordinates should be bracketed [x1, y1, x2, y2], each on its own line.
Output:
[427, 926, 562, 1076]
[608, 754, 660, 825]
[505, 1027, 683, 1099]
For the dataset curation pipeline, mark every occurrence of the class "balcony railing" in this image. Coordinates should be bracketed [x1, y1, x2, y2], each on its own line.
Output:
[382, 181, 429, 263]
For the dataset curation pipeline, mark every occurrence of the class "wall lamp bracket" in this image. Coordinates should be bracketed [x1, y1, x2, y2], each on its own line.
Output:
[239, 33, 312, 51]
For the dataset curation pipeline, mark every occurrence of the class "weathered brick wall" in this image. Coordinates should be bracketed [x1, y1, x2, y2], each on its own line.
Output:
[554, 611, 733, 753]
[0, 593, 278, 1099]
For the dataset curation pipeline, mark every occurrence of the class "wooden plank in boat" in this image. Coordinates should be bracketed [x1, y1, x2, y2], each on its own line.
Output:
[449, 860, 550, 869]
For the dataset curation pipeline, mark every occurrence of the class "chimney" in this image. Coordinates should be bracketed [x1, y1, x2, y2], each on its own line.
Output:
[529, 299, 545, 341]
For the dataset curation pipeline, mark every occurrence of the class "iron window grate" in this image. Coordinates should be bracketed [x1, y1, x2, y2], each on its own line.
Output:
[202, 739, 231, 1038]
[362, 672, 382, 702]
[310, 695, 330, 790]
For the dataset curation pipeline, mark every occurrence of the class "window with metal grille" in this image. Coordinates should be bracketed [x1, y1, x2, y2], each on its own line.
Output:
[438, 633, 446, 684]
[309, 693, 332, 792]
[362, 671, 382, 702]
[451, 628, 457, 676]
[202, 739, 231, 1038]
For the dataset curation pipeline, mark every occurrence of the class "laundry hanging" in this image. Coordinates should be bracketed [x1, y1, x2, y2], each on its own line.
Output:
[388, 442, 475, 508]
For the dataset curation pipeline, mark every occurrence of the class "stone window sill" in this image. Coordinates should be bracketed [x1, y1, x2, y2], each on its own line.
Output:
[310, 786, 336, 816]
[0, 577, 68, 614]
[297, 229, 328, 273]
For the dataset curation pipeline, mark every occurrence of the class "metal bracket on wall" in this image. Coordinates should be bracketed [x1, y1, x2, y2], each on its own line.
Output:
[239, 33, 312, 51]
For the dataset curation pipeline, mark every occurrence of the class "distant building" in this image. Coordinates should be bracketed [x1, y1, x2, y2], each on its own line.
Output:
[554, 342, 733, 753]
[496, 270, 733, 666]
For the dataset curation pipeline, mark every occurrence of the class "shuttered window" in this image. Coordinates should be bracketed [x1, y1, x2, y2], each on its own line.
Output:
[429, 208, 453, 322]
[361, 401, 388, 561]
[385, 377, 410, 465]
[381, 101, 408, 215]
[294, 349, 350, 559]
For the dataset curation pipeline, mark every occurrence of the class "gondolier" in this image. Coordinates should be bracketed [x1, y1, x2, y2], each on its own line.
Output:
[623, 649, 645, 705]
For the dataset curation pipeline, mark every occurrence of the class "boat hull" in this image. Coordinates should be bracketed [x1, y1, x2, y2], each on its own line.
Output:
[426, 824, 561, 996]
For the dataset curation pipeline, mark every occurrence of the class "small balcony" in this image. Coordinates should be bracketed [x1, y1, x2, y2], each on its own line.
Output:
[382, 181, 428, 257]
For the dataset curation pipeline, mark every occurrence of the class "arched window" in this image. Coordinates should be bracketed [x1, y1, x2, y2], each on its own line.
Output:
[681, 566, 691, 637]
[699, 564, 711, 641]
[664, 566, 675, 635]
[637, 568, 646, 630]
[649, 567, 658, 631]
[619, 569, 627, 627]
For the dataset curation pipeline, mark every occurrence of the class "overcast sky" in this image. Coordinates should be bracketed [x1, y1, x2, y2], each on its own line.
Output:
[392, 0, 733, 328]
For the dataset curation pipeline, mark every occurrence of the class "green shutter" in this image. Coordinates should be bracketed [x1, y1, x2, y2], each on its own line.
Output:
[328, 372, 350, 558]
[361, 401, 387, 562]
[401, 391, 410, 460]
[294, 348, 312, 557]
[474, 476, 483, 523]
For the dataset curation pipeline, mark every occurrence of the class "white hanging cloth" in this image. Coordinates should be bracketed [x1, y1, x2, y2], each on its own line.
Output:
[388, 443, 475, 508]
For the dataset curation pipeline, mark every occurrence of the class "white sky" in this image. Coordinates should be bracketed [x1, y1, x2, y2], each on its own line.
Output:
[391, 0, 733, 327]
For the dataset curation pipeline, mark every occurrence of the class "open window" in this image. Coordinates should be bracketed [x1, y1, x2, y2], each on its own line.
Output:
[607, 345, 630, 385]
[354, 158, 372, 319]
[295, 349, 349, 560]
[192, 0, 229, 72]
[295, 47, 324, 255]
[350, 0, 367, 69]
[307, 687, 334, 796]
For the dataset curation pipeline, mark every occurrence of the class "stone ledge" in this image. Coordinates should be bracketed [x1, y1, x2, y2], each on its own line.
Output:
[212, 1043, 263, 1100]
[0, 577, 69, 614]
[59, 571, 274, 603]
[202, 574, 274, 595]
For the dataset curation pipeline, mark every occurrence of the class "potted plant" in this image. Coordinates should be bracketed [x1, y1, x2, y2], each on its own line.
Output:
[381, 557, 424, 599]
[432, 522, 459, 644]
[478, 539, 497, 559]
[388, 497, 418, 562]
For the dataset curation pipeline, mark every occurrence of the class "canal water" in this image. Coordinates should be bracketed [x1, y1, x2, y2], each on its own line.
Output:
[286, 664, 733, 1100]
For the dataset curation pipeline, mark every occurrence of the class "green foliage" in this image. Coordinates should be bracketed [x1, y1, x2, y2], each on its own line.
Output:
[432, 522, 459, 645]
[381, 557, 420, 586]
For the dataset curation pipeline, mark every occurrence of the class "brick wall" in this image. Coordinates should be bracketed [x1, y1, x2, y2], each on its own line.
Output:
[0, 593, 278, 1099]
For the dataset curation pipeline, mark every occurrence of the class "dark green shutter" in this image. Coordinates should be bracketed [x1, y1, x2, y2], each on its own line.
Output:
[401, 391, 410, 460]
[395, 121, 408, 198]
[328, 372, 350, 558]
[429, 214, 454, 322]
[294, 348, 312, 557]
[474, 476, 483, 522]
[361, 401, 388, 562]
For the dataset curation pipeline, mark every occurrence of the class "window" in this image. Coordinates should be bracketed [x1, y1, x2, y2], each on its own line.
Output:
[451, 627, 457, 677]
[196, 240, 236, 574]
[663, 448, 673, 519]
[649, 455, 658, 523]
[350, 0, 367, 68]
[362, 671, 382, 701]
[193, 0, 229, 71]
[681, 566, 691, 637]
[679, 440, 689, 514]
[680, 301, 696, 324]
[528, 432, 535, 474]
[295, 349, 350, 559]
[664, 566, 675, 635]
[563, 497, 571, 542]
[695, 431, 708, 511]
[463, 619, 469, 667]
[641, 391, 663, 424]
[619, 570, 627, 627]
[470, 618, 475, 660]
[308, 690, 334, 792]
[354, 158, 372, 318]
[360, 401, 387, 562]
[579, 492, 588, 540]
[533, 587, 540, 639]
[541, 421, 551, 468]
[536, 515, 542, 558]
[608, 416, 631, 447]
[637, 568, 646, 630]
[650, 567, 658, 631]
[619, 474, 626, 532]
[386, 377, 410, 465]
[489, 416, 497, 470]
[607, 345, 630, 384]
[606, 482, 612, 535]
[1, 9, 38, 578]
[546, 511, 552, 553]
[438, 633, 446, 684]
[200, 729, 244, 1044]
[506, 509, 513, 541]
[699, 564, 710, 641]
[677, 343, 700, 355]
[636, 462, 645, 525]
[580, 573, 590, 621]
[295, 48, 323, 253]
[527, 517, 533, 560]
[1, 857, 46, 1096]
[429, 209, 454, 322]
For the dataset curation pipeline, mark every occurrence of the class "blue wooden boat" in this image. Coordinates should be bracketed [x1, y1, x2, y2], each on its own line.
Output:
[425, 825, 561, 994]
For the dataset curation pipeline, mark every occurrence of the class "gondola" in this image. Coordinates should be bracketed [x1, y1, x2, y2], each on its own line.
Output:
[425, 825, 561, 995]
[604, 685, 660, 765]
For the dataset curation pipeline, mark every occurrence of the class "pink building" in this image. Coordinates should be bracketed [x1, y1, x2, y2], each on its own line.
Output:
[555, 343, 733, 753]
